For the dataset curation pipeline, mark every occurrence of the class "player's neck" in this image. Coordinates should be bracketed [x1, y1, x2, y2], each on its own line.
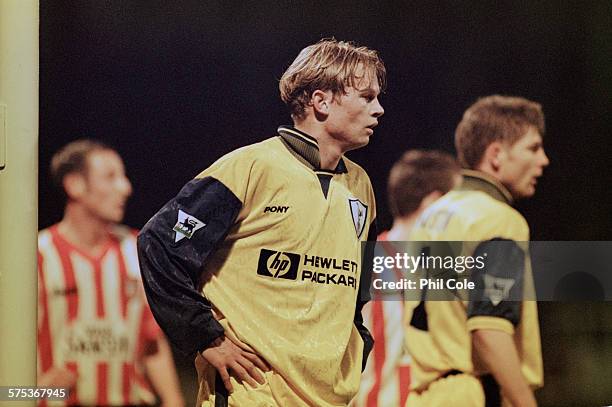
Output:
[315, 137, 343, 170]
[387, 213, 420, 241]
[293, 122, 343, 171]
[59, 204, 113, 255]
[475, 162, 502, 182]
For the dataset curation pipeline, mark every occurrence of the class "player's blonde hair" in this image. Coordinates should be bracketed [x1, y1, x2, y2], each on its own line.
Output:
[455, 95, 545, 169]
[279, 38, 386, 121]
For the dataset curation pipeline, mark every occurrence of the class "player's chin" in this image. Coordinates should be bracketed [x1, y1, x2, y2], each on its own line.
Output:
[346, 137, 370, 152]
[354, 140, 370, 151]
[518, 185, 536, 199]
[107, 210, 125, 224]
[358, 132, 373, 146]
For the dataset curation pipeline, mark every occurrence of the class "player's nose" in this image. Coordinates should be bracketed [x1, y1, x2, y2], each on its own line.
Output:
[539, 149, 550, 168]
[119, 175, 133, 197]
[372, 98, 384, 118]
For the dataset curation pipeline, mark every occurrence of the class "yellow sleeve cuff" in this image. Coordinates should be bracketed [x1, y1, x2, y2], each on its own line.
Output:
[467, 316, 515, 335]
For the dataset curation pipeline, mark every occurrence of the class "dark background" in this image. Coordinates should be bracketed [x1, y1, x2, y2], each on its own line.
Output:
[39, 1, 612, 406]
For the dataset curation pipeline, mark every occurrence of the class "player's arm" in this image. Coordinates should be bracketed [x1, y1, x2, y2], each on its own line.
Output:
[354, 219, 377, 371]
[472, 329, 536, 407]
[142, 335, 185, 407]
[37, 367, 78, 388]
[138, 178, 234, 353]
[137, 176, 266, 390]
[138, 307, 184, 406]
[467, 239, 536, 407]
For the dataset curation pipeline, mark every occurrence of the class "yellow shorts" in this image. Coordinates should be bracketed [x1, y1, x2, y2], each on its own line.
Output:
[406, 373, 485, 407]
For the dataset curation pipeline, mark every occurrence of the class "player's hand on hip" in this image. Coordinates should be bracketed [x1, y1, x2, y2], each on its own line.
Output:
[201, 336, 270, 392]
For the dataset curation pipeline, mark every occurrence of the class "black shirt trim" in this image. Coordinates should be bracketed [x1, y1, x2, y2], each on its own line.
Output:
[277, 125, 348, 174]
[459, 170, 513, 204]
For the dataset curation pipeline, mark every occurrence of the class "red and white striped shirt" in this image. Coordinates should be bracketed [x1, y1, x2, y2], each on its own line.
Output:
[37, 224, 160, 406]
[351, 232, 411, 407]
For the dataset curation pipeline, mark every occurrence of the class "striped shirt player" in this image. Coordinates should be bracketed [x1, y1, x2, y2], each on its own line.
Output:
[38, 224, 160, 406]
[351, 232, 411, 407]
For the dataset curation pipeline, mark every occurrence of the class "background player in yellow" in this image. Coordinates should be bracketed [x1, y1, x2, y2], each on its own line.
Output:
[406, 95, 549, 407]
[352, 150, 459, 407]
[38, 140, 184, 406]
[138, 39, 385, 406]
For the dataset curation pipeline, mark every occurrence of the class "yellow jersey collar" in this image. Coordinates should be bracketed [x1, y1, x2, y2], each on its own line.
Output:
[277, 125, 348, 174]
[459, 169, 514, 205]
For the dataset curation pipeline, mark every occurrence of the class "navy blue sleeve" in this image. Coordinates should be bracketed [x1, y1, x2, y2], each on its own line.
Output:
[137, 177, 242, 355]
[355, 218, 377, 371]
[467, 238, 524, 326]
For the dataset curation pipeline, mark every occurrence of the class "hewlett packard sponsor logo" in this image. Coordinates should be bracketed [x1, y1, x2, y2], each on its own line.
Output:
[257, 249, 358, 289]
[257, 249, 300, 280]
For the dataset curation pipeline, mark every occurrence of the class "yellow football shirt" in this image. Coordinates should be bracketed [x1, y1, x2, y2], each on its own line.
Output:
[405, 170, 543, 393]
[139, 126, 377, 406]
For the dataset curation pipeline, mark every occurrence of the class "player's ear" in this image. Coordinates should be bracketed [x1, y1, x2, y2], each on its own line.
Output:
[63, 173, 87, 200]
[312, 90, 331, 116]
[483, 141, 504, 172]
